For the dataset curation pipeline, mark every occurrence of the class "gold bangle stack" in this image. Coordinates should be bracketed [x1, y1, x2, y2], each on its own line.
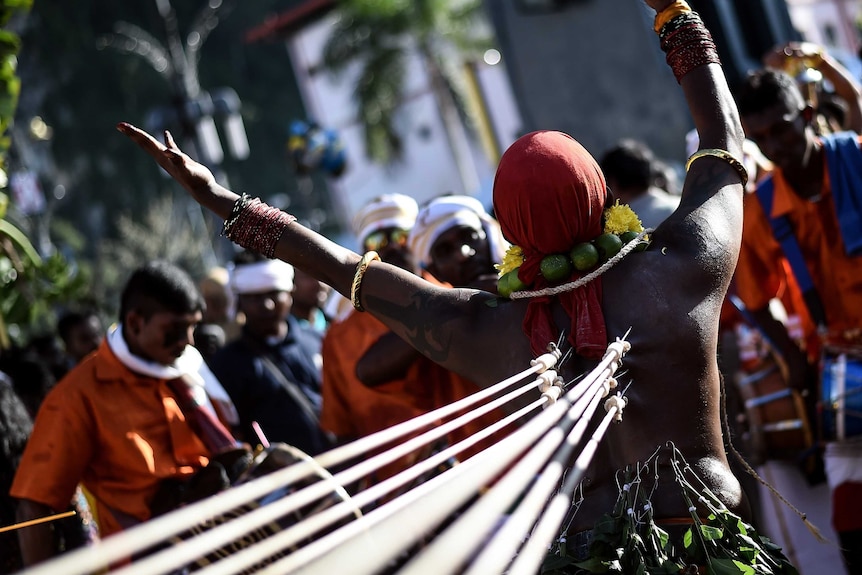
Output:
[685, 148, 749, 188]
[350, 251, 381, 312]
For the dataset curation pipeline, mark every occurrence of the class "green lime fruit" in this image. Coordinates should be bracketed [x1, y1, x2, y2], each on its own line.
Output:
[497, 272, 512, 298]
[497, 269, 526, 297]
[619, 230, 650, 252]
[507, 270, 527, 292]
[540, 254, 573, 282]
[619, 231, 639, 245]
[569, 242, 600, 271]
[594, 232, 623, 260]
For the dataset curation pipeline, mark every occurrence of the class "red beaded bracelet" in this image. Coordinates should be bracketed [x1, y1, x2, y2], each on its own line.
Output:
[222, 195, 296, 258]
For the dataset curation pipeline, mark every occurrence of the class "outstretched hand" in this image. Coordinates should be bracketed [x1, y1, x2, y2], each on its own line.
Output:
[117, 122, 217, 204]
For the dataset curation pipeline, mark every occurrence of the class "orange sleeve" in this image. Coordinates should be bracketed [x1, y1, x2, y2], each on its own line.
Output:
[10, 377, 96, 511]
[735, 194, 786, 312]
[320, 322, 357, 437]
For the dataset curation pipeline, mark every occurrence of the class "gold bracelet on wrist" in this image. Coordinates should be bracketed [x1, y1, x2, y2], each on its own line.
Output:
[350, 251, 381, 312]
[685, 148, 749, 188]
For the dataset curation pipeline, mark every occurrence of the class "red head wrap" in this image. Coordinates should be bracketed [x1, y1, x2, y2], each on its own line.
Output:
[492, 130, 608, 359]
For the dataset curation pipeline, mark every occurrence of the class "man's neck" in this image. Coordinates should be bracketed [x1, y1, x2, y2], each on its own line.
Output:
[121, 328, 157, 365]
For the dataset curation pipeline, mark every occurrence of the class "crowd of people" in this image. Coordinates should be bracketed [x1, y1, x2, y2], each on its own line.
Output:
[1, 0, 861, 573]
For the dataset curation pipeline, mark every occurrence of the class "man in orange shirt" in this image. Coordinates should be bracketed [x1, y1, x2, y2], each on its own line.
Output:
[11, 261, 237, 566]
[324, 195, 506, 483]
[320, 194, 436, 484]
[736, 67, 862, 574]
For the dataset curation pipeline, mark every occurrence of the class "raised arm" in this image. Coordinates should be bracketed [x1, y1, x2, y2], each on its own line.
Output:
[650, 1, 745, 198]
[355, 331, 421, 387]
[645, 0, 746, 277]
[117, 124, 484, 377]
[117, 125, 358, 295]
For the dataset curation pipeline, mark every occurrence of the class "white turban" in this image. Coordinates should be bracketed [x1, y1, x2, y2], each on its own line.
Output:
[408, 195, 509, 267]
[352, 193, 419, 242]
[230, 259, 295, 294]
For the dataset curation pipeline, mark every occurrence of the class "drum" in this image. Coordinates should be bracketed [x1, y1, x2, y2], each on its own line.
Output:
[819, 346, 862, 442]
[735, 358, 813, 461]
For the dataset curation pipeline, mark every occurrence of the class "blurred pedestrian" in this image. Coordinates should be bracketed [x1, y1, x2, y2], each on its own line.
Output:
[208, 251, 330, 454]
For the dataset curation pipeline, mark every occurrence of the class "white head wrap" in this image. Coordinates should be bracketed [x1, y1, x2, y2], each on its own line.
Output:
[230, 259, 295, 294]
[352, 193, 419, 242]
[408, 195, 509, 267]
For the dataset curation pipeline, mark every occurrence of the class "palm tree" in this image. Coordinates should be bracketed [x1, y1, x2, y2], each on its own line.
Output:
[322, 0, 493, 193]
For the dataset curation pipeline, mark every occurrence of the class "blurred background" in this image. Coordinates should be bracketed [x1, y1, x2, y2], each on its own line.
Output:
[0, 0, 859, 346]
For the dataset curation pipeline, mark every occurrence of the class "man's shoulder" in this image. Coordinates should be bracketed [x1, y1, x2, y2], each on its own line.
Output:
[49, 352, 107, 396]
[213, 338, 249, 354]
[322, 313, 388, 365]
[208, 339, 255, 371]
[324, 310, 385, 340]
[820, 131, 862, 161]
[46, 346, 157, 407]
[32, 357, 107, 429]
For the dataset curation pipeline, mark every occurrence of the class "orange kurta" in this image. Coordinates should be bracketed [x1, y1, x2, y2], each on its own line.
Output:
[10, 340, 209, 538]
[320, 308, 505, 474]
[430, 371, 508, 460]
[734, 156, 862, 347]
[320, 310, 433, 440]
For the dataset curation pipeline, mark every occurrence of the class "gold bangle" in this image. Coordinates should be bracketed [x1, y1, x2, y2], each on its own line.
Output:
[685, 148, 749, 188]
[350, 251, 380, 312]
[654, 0, 692, 33]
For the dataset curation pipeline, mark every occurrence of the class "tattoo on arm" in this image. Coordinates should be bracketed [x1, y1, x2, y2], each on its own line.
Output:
[364, 290, 477, 364]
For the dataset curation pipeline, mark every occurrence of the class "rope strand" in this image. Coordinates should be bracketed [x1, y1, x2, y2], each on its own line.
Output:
[510, 228, 652, 299]
[719, 372, 831, 544]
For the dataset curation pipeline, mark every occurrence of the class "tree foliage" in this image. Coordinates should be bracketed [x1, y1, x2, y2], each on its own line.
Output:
[323, 0, 492, 163]
[0, 0, 341, 343]
[0, 0, 93, 348]
[95, 193, 216, 318]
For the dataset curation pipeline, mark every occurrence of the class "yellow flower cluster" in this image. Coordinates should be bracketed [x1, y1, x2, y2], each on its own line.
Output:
[494, 203, 650, 296]
[495, 245, 525, 277]
[603, 201, 644, 235]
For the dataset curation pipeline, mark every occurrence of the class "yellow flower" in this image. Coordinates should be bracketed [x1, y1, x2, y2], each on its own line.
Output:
[603, 201, 644, 235]
[495, 245, 524, 277]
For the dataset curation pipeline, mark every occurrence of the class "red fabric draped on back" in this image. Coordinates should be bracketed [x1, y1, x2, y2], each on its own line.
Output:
[493, 130, 608, 359]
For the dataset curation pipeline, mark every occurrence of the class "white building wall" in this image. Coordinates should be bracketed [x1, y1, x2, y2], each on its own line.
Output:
[285, 13, 521, 246]
[786, 0, 860, 54]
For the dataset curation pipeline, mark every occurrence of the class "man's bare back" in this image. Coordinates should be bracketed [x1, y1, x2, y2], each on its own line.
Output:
[353, 159, 747, 532]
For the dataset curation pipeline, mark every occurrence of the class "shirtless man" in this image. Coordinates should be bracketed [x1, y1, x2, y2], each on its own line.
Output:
[119, 0, 751, 562]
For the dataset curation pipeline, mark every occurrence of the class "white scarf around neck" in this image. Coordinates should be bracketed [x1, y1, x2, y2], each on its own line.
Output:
[106, 325, 239, 425]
